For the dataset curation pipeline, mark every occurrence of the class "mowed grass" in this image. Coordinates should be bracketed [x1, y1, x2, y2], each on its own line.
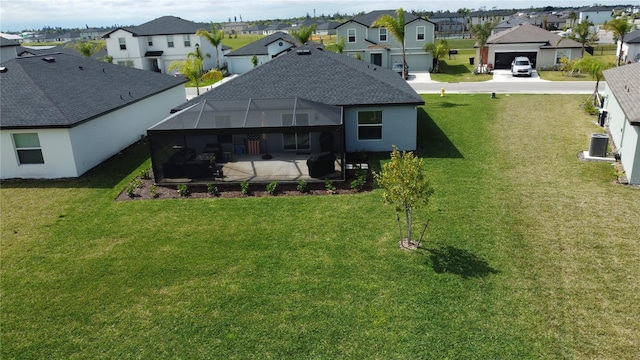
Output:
[429, 49, 492, 82]
[2, 95, 639, 358]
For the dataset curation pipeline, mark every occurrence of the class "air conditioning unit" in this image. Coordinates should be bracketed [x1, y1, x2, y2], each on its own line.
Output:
[589, 133, 609, 157]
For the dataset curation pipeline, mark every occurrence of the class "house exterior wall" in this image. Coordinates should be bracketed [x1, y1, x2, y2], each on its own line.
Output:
[1, 46, 17, 62]
[266, 40, 294, 57]
[619, 41, 640, 63]
[343, 106, 417, 152]
[579, 10, 612, 25]
[1, 128, 76, 179]
[227, 55, 269, 74]
[604, 85, 640, 184]
[0, 86, 186, 179]
[105, 30, 217, 74]
[537, 48, 581, 67]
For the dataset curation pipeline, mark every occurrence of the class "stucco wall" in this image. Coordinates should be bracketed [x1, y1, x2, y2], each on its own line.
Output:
[344, 106, 417, 152]
[604, 85, 640, 184]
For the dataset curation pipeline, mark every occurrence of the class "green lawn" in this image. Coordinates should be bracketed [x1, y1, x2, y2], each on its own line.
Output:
[222, 34, 265, 50]
[2, 95, 638, 359]
[430, 49, 492, 82]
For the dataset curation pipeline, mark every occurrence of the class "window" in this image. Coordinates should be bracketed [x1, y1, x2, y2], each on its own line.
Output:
[147, 36, 153, 46]
[118, 37, 126, 50]
[13, 133, 44, 164]
[282, 114, 310, 150]
[117, 60, 134, 67]
[357, 111, 382, 140]
[416, 26, 425, 41]
[379, 28, 387, 42]
[348, 29, 356, 43]
[556, 49, 570, 64]
[183, 34, 191, 47]
[167, 35, 174, 48]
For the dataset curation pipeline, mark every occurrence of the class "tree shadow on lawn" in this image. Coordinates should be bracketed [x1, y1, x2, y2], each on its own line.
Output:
[417, 108, 464, 159]
[424, 245, 500, 278]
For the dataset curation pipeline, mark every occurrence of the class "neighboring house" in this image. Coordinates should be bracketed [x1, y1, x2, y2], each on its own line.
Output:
[147, 44, 424, 183]
[1, 36, 20, 62]
[602, 62, 640, 185]
[578, 6, 613, 24]
[0, 53, 186, 179]
[102, 16, 220, 74]
[492, 18, 530, 34]
[469, 10, 515, 26]
[225, 32, 297, 74]
[335, 10, 436, 72]
[80, 28, 104, 40]
[222, 22, 249, 35]
[17, 42, 109, 60]
[314, 21, 341, 36]
[243, 24, 268, 35]
[479, 23, 583, 69]
[429, 12, 465, 35]
[617, 29, 640, 63]
[263, 23, 290, 35]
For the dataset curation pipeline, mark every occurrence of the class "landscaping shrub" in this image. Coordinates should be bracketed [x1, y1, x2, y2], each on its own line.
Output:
[266, 181, 278, 195]
[296, 179, 308, 193]
[176, 184, 189, 197]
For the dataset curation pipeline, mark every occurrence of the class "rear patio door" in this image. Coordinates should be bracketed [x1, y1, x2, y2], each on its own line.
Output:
[282, 114, 310, 151]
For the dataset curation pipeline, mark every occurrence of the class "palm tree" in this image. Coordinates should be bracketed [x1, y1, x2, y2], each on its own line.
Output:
[290, 24, 317, 44]
[187, 44, 211, 72]
[168, 57, 204, 95]
[566, 20, 598, 58]
[469, 20, 496, 68]
[568, 11, 577, 28]
[196, 24, 225, 69]
[65, 41, 104, 57]
[373, 8, 407, 79]
[457, 8, 471, 39]
[334, 36, 345, 54]
[424, 40, 450, 72]
[603, 17, 634, 66]
[576, 56, 614, 105]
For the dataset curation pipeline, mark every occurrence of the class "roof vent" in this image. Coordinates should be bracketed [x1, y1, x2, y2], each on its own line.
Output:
[78, 66, 84, 70]
[0, 67, 7, 73]
[42, 56, 55, 63]
[296, 49, 311, 55]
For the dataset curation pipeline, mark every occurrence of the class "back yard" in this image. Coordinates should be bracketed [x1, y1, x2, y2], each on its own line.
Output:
[1, 95, 638, 359]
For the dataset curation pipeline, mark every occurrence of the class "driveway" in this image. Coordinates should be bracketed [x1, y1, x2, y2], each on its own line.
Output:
[489, 69, 547, 82]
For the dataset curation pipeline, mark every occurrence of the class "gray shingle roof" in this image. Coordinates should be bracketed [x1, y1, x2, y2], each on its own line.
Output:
[103, 16, 206, 37]
[339, 10, 422, 28]
[0, 53, 186, 129]
[487, 23, 582, 48]
[17, 42, 108, 59]
[226, 32, 297, 57]
[174, 44, 423, 112]
[1, 36, 20, 47]
[625, 29, 640, 44]
[603, 62, 640, 125]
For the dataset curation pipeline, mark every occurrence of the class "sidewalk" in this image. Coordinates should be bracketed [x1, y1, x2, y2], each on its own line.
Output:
[185, 74, 238, 100]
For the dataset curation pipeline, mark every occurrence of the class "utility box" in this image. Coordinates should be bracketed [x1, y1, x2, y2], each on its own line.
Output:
[589, 133, 609, 157]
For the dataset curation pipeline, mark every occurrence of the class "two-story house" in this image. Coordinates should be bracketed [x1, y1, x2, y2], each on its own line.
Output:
[102, 16, 219, 74]
[335, 10, 436, 72]
[225, 32, 298, 74]
[578, 6, 613, 24]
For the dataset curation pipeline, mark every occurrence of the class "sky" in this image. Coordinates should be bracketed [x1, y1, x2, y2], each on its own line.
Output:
[0, 0, 634, 32]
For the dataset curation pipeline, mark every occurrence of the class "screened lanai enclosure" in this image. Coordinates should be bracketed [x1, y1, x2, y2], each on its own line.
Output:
[147, 97, 345, 184]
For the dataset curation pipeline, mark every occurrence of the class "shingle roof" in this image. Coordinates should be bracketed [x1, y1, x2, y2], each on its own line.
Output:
[339, 10, 422, 28]
[0, 53, 186, 129]
[603, 62, 640, 125]
[226, 32, 297, 57]
[103, 16, 206, 37]
[1, 36, 20, 47]
[625, 29, 640, 44]
[174, 44, 423, 112]
[487, 23, 582, 48]
[17, 42, 108, 59]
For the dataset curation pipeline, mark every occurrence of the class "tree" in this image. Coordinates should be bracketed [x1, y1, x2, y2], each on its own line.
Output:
[187, 45, 210, 72]
[424, 40, 450, 72]
[566, 20, 598, 57]
[603, 17, 634, 66]
[457, 8, 471, 39]
[251, 54, 258, 68]
[575, 56, 614, 105]
[568, 11, 577, 28]
[373, 8, 407, 79]
[65, 40, 104, 57]
[290, 24, 317, 44]
[196, 24, 225, 69]
[168, 57, 204, 95]
[373, 146, 434, 247]
[335, 36, 345, 53]
[469, 20, 496, 68]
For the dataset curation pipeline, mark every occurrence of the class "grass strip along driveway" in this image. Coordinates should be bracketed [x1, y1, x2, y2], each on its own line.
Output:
[1, 95, 638, 358]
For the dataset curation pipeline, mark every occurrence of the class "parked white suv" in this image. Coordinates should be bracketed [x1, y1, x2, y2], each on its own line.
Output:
[511, 57, 532, 77]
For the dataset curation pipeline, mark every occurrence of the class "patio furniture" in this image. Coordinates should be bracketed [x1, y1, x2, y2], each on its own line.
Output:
[307, 152, 336, 178]
[162, 147, 197, 178]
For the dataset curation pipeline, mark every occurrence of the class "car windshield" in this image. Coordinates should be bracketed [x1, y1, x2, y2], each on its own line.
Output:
[515, 60, 529, 65]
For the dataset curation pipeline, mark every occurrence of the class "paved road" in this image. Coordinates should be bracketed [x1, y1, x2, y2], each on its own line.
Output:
[185, 71, 599, 98]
